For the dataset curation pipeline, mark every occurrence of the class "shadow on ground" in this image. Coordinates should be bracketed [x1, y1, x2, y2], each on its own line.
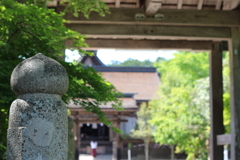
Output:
[79, 154, 112, 160]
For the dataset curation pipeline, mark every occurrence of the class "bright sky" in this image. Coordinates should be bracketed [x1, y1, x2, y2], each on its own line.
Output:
[65, 49, 176, 64]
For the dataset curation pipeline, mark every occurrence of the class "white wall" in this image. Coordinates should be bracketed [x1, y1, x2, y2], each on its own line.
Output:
[120, 117, 136, 134]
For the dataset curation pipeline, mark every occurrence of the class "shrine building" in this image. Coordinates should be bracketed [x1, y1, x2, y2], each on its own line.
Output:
[69, 52, 160, 157]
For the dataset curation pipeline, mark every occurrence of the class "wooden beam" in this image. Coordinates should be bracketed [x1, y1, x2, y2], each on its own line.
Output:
[47, 0, 57, 7]
[66, 39, 212, 50]
[217, 134, 231, 145]
[229, 27, 240, 160]
[60, 7, 240, 27]
[210, 42, 224, 160]
[145, 0, 162, 14]
[67, 39, 229, 51]
[66, 24, 231, 40]
[223, 1, 239, 10]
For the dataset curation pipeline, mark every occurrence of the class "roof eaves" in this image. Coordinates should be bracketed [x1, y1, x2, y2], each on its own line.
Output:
[92, 66, 157, 72]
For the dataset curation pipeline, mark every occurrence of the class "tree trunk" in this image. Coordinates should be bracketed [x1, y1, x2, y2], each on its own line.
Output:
[144, 140, 149, 160]
[170, 145, 175, 160]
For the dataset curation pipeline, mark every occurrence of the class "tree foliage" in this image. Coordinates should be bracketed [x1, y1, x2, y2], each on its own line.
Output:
[0, 0, 121, 158]
[223, 53, 231, 133]
[149, 51, 210, 160]
[108, 57, 166, 67]
[149, 51, 231, 159]
[108, 58, 154, 67]
[60, 0, 109, 18]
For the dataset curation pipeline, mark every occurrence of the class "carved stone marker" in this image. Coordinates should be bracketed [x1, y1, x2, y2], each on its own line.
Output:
[7, 53, 69, 160]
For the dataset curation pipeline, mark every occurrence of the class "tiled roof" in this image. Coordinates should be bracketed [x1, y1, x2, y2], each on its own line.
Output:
[93, 66, 157, 72]
[79, 54, 160, 104]
[101, 71, 160, 100]
[79, 54, 105, 66]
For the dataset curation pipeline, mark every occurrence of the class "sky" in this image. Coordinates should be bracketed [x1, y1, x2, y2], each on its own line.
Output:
[65, 49, 176, 64]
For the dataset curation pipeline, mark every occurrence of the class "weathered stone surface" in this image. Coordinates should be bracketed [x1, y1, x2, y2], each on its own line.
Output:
[10, 53, 69, 96]
[7, 54, 69, 160]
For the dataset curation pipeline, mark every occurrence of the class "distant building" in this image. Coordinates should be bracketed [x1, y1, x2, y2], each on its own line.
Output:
[69, 52, 160, 156]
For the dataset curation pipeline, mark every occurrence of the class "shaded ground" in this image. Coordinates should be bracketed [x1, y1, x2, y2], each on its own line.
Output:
[79, 154, 112, 160]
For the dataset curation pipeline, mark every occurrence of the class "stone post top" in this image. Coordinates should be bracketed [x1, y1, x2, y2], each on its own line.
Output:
[11, 53, 69, 96]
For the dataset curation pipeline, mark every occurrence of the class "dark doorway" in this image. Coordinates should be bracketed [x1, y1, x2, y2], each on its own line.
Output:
[81, 123, 109, 141]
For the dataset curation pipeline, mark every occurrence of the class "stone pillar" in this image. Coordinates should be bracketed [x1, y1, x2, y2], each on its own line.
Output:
[7, 53, 69, 160]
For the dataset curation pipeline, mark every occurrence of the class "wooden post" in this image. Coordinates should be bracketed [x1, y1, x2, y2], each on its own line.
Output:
[112, 141, 117, 160]
[112, 121, 121, 160]
[78, 123, 81, 158]
[229, 27, 240, 160]
[116, 122, 121, 160]
[116, 122, 121, 148]
[210, 42, 224, 160]
[74, 119, 80, 160]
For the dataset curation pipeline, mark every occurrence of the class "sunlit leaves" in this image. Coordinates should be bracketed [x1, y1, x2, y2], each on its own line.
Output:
[60, 0, 110, 18]
[149, 51, 210, 160]
[131, 103, 153, 141]
[108, 58, 155, 67]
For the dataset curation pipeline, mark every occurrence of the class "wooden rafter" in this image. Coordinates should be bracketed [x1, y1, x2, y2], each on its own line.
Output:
[223, 1, 240, 10]
[145, 0, 162, 14]
[47, 0, 57, 7]
[177, 0, 183, 9]
[197, 0, 203, 10]
[215, 0, 222, 10]
[115, 0, 121, 8]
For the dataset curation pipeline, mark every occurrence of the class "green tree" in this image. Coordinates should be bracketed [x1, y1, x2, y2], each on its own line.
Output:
[149, 51, 210, 160]
[130, 103, 153, 160]
[108, 58, 166, 67]
[0, 0, 121, 158]
[223, 52, 230, 133]
[108, 58, 153, 67]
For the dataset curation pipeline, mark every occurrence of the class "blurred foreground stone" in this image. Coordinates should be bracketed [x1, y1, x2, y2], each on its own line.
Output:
[7, 53, 69, 160]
